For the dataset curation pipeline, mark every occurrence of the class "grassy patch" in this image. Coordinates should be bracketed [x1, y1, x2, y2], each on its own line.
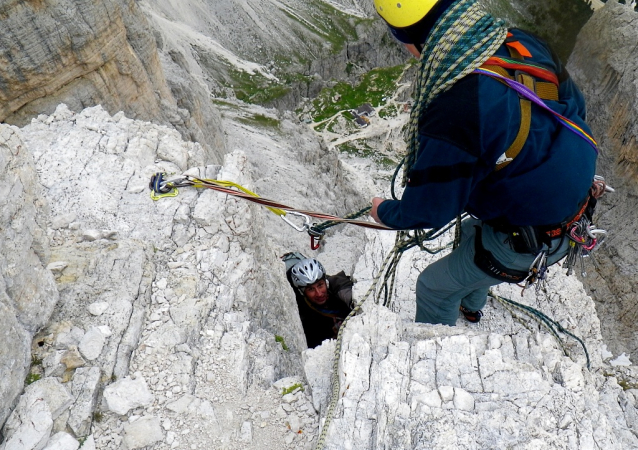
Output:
[337, 139, 399, 170]
[25, 373, 41, 385]
[275, 335, 289, 351]
[378, 104, 398, 119]
[230, 69, 292, 104]
[282, 383, 304, 395]
[306, 64, 407, 122]
[237, 113, 281, 129]
[278, 0, 372, 54]
[618, 378, 638, 391]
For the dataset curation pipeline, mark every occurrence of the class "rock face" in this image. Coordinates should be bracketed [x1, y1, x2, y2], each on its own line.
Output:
[0, 125, 59, 427]
[0, 0, 225, 162]
[568, 1, 638, 359]
[2, 1, 638, 449]
[140, 0, 406, 111]
[483, 0, 592, 61]
[1, 98, 635, 449]
[1, 102, 359, 448]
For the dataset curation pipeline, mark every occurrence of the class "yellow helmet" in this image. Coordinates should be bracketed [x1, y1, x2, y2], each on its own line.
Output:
[374, 0, 440, 28]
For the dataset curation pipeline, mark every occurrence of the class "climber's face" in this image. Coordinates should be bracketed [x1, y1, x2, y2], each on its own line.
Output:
[304, 279, 328, 305]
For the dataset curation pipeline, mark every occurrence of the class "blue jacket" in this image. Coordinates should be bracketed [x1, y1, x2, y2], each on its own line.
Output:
[378, 29, 597, 230]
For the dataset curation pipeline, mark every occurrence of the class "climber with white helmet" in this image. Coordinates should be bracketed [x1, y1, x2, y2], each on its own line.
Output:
[369, 0, 602, 325]
[282, 254, 354, 348]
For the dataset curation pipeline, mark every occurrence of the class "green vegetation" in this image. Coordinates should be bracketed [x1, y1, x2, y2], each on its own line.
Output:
[275, 335, 289, 351]
[279, 0, 373, 54]
[229, 68, 292, 105]
[305, 64, 407, 122]
[25, 373, 41, 385]
[93, 411, 104, 423]
[237, 113, 281, 129]
[282, 383, 304, 396]
[618, 378, 638, 391]
[378, 104, 398, 119]
[212, 99, 241, 109]
[336, 139, 399, 170]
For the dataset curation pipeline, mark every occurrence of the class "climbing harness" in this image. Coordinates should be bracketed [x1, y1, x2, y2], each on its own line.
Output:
[149, 172, 391, 250]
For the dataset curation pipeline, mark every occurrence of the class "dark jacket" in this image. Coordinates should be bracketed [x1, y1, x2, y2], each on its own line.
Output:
[288, 271, 354, 349]
[378, 29, 597, 230]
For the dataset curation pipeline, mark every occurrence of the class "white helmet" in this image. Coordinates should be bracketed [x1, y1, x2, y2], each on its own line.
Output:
[290, 258, 325, 288]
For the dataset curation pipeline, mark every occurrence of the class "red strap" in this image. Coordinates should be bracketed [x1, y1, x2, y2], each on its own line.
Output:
[483, 57, 559, 86]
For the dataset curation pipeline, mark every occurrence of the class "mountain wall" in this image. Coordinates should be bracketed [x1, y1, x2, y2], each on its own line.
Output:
[0, 0, 225, 162]
[568, 1, 638, 360]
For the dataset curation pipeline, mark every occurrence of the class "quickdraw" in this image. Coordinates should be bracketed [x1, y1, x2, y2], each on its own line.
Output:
[149, 172, 179, 201]
[149, 172, 391, 250]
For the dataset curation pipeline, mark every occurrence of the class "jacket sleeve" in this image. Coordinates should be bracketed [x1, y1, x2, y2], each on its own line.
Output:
[378, 135, 480, 230]
[327, 272, 354, 307]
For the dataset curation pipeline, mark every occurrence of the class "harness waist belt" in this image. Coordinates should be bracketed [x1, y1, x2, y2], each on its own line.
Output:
[473, 225, 528, 283]
[488, 196, 590, 239]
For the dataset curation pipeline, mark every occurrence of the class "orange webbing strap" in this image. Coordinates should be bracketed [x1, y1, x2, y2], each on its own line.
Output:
[495, 73, 534, 171]
[505, 31, 532, 58]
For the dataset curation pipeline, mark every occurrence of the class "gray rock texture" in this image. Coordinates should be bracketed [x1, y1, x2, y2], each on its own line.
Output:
[1, 389, 53, 450]
[0, 0, 225, 162]
[0, 124, 59, 427]
[102, 375, 154, 415]
[2, 2, 638, 450]
[568, 1, 638, 360]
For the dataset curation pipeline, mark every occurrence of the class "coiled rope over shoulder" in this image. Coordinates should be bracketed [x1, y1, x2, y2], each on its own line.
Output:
[401, 0, 507, 181]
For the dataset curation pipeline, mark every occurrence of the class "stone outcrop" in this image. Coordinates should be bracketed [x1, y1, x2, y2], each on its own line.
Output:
[483, 0, 592, 61]
[1, 99, 634, 449]
[3, 1, 638, 449]
[0, 0, 225, 162]
[0, 124, 59, 428]
[568, 1, 638, 359]
[1, 102, 360, 448]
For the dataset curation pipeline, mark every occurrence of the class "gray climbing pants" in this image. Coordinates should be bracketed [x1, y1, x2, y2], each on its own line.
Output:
[415, 218, 571, 325]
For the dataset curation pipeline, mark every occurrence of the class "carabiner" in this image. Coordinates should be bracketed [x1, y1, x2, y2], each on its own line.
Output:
[149, 172, 179, 201]
[280, 211, 311, 232]
[310, 234, 322, 250]
[308, 226, 325, 251]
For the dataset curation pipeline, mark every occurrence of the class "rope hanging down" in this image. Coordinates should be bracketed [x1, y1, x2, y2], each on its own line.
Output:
[490, 291, 591, 369]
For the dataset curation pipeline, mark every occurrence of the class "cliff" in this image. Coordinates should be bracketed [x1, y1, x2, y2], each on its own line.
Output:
[0, 0, 225, 162]
[568, 1, 638, 362]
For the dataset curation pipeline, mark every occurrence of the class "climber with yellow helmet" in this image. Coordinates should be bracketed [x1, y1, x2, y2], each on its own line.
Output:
[369, 0, 600, 325]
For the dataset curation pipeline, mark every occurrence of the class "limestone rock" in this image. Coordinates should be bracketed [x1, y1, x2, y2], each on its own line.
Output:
[78, 328, 107, 361]
[68, 367, 101, 437]
[42, 432, 80, 450]
[0, 0, 224, 160]
[122, 416, 163, 450]
[1, 389, 53, 450]
[87, 302, 109, 316]
[0, 124, 58, 427]
[103, 375, 154, 415]
[568, 0, 638, 361]
[25, 378, 73, 421]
